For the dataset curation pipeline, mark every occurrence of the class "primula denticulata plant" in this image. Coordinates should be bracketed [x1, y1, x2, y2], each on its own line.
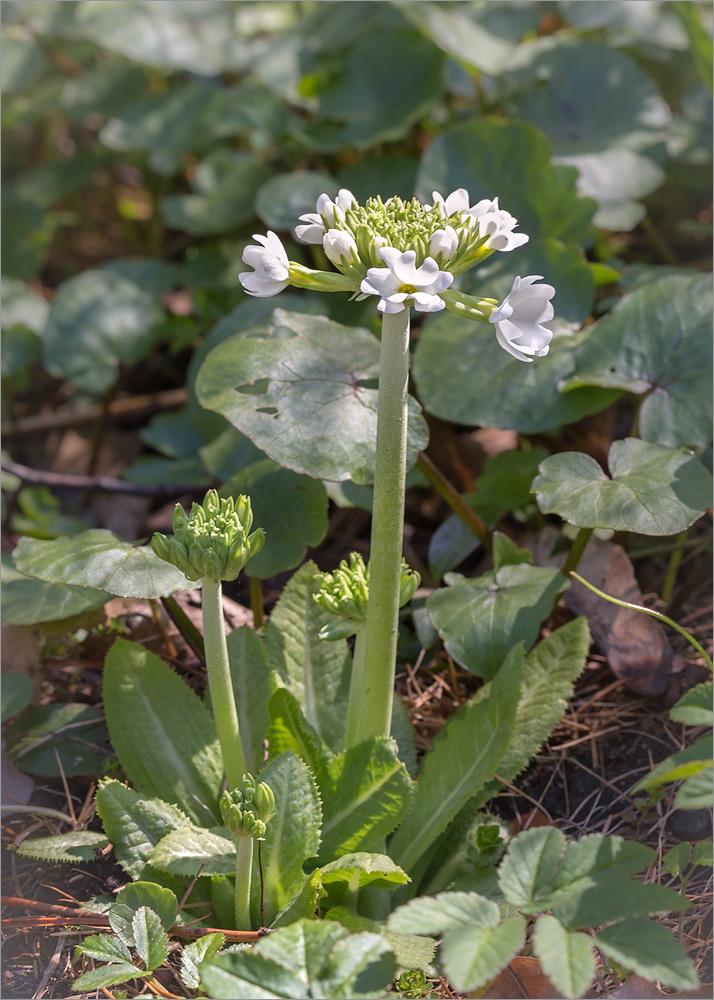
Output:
[14, 187, 706, 1000]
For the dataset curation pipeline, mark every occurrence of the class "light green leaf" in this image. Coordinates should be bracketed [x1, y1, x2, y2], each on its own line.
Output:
[2, 566, 109, 626]
[563, 149, 665, 232]
[635, 736, 713, 792]
[567, 275, 713, 448]
[103, 640, 223, 825]
[42, 270, 164, 395]
[443, 916, 527, 994]
[95, 779, 192, 880]
[17, 830, 110, 864]
[196, 309, 429, 486]
[692, 841, 713, 868]
[533, 439, 712, 535]
[1, 673, 33, 722]
[254, 752, 322, 927]
[180, 932, 225, 991]
[498, 827, 568, 910]
[132, 906, 168, 971]
[73, 963, 146, 992]
[265, 561, 352, 752]
[388, 891, 499, 935]
[255, 172, 338, 231]
[533, 915, 596, 1000]
[1, 276, 49, 334]
[326, 906, 435, 974]
[595, 917, 700, 991]
[398, 0, 514, 75]
[416, 118, 596, 246]
[76, 933, 133, 965]
[669, 681, 713, 727]
[118, 883, 178, 933]
[266, 688, 333, 782]
[227, 625, 275, 775]
[13, 529, 191, 599]
[492, 532, 533, 571]
[319, 853, 410, 891]
[427, 566, 567, 678]
[676, 766, 714, 810]
[389, 645, 523, 873]
[149, 827, 236, 877]
[161, 150, 271, 235]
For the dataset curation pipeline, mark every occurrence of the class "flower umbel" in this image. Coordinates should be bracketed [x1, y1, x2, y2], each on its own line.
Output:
[151, 489, 265, 583]
[220, 775, 275, 841]
[361, 247, 453, 314]
[488, 275, 556, 363]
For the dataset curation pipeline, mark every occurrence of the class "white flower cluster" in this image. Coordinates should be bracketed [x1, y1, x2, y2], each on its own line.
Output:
[239, 187, 555, 362]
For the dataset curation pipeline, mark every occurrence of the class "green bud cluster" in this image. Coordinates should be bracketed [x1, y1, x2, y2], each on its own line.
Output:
[220, 774, 275, 840]
[151, 489, 265, 583]
[314, 552, 420, 641]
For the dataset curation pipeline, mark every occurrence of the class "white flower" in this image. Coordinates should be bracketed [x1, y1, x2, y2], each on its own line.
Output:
[360, 246, 454, 314]
[473, 197, 528, 251]
[294, 188, 357, 244]
[431, 188, 471, 215]
[489, 275, 555, 362]
[429, 225, 459, 259]
[239, 232, 290, 297]
[323, 228, 359, 266]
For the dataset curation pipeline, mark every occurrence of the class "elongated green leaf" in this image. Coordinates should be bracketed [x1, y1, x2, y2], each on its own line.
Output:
[16, 831, 109, 864]
[388, 891, 499, 935]
[253, 752, 322, 927]
[389, 645, 523, 873]
[227, 625, 275, 774]
[133, 907, 168, 971]
[1, 575, 109, 626]
[265, 561, 351, 752]
[443, 917, 527, 994]
[595, 918, 700, 991]
[533, 915, 596, 1000]
[669, 682, 713, 727]
[73, 963, 146, 992]
[673, 1, 713, 94]
[13, 530, 190, 598]
[118, 883, 178, 933]
[149, 827, 235, 877]
[103, 640, 223, 825]
[567, 274, 713, 448]
[553, 878, 687, 931]
[533, 438, 712, 535]
[427, 567, 567, 678]
[634, 735, 713, 792]
[498, 827, 568, 910]
[76, 934, 133, 965]
[195, 309, 429, 485]
[676, 766, 714, 810]
[320, 738, 415, 863]
[266, 688, 333, 781]
[95, 779, 192, 880]
[180, 932, 225, 991]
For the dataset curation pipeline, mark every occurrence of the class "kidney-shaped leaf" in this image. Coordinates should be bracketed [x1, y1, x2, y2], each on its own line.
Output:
[43, 270, 164, 396]
[14, 530, 191, 599]
[567, 274, 713, 448]
[533, 438, 712, 535]
[196, 309, 429, 484]
[255, 171, 339, 232]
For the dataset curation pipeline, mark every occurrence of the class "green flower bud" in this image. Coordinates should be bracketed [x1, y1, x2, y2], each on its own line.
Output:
[220, 775, 275, 840]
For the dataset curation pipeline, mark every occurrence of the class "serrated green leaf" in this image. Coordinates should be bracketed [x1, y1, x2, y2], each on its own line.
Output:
[669, 682, 713, 727]
[266, 687, 333, 782]
[73, 962, 146, 992]
[388, 891, 499, 935]
[117, 883, 178, 933]
[692, 841, 713, 868]
[442, 916, 527, 994]
[326, 906, 435, 974]
[568, 274, 713, 448]
[253, 752, 322, 927]
[319, 853, 409, 891]
[149, 827, 235, 877]
[533, 439, 712, 535]
[389, 645, 523, 873]
[75, 933, 133, 965]
[533, 914, 596, 1000]
[551, 834, 654, 890]
[427, 567, 567, 678]
[270, 870, 322, 928]
[180, 932, 225, 991]
[16, 830, 109, 864]
[265, 561, 351, 752]
[195, 309, 429, 486]
[95, 779, 192, 880]
[595, 917, 700, 991]
[103, 640, 223, 825]
[227, 625, 275, 775]
[13, 530, 191, 599]
[319, 738, 415, 863]
[553, 877, 687, 931]
[132, 907, 168, 971]
[663, 842, 691, 878]
[498, 827, 568, 910]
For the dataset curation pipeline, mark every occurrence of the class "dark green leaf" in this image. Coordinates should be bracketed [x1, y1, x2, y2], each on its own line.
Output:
[669, 682, 713, 727]
[117, 883, 178, 933]
[595, 918, 699, 991]
[227, 625, 275, 775]
[266, 688, 333, 783]
[3, 702, 108, 777]
[442, 917, 527, 994]
[1, 673, 33, 723]
[76, 933, 133, 965]
[1, 573, 109, 626]
[533, 915, 596, 1000]
[498, 827, 568, 910]
[398, 1, 514, 75]
[73, 963, 145, 992]
[338, 155, 419, 203]
[255, 172, 338, 231]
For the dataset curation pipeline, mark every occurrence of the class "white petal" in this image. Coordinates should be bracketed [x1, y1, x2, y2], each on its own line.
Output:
[411, 292, 446, 312]
[494, 324, 533, 362]
[392, 250, 420, 285]
[239, 272, 287, 297]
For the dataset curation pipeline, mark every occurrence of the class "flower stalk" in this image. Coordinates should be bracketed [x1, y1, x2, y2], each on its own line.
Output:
[221, 778, 275, 930]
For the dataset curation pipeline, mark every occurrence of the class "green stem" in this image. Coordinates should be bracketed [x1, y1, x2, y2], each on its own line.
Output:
[660, 529, 688, 605]
[344, 627, 367, 749]
[201, 578, 247, 789]
[570, 571, 713, 672]
[562, 527, 593, 576]
[234, 836, 254, 930]
[353, 308, 411, 745]
[249, 576, 264, 630]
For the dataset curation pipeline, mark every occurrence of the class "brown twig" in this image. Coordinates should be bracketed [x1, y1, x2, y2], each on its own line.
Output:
[1, 459, 211, 498]
[2, 388, 187, 437]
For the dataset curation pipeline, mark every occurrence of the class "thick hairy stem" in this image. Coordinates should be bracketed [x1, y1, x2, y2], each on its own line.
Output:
[234, 837, 254, 931]
[351, 308, 411, 745]
[201, 578, 247, 789]
[344, 627, 367, 749]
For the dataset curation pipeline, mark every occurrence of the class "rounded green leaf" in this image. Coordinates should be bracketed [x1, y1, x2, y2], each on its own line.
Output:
[533, 915, 596, 1000]
[426, 566, 568, 678]
[416, 118, 596, 246]
[565, 149, 665, 232]
[1, 276, 49, 334]
[319, 853, 409, 890]
[42, 270, 164, 395]
[595, 917, 700, 992]
[498, 827, 567, 910]
[255, 172, 338, 231]
[533, 438, 713, 535]
[196, 309, 429, 484]
[117, 882, 178, 932]
[443, 916, 527, 994]
[2, 561, 110, 626]
[567, 274, 713, 448]
[13, 529, 191, 599]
